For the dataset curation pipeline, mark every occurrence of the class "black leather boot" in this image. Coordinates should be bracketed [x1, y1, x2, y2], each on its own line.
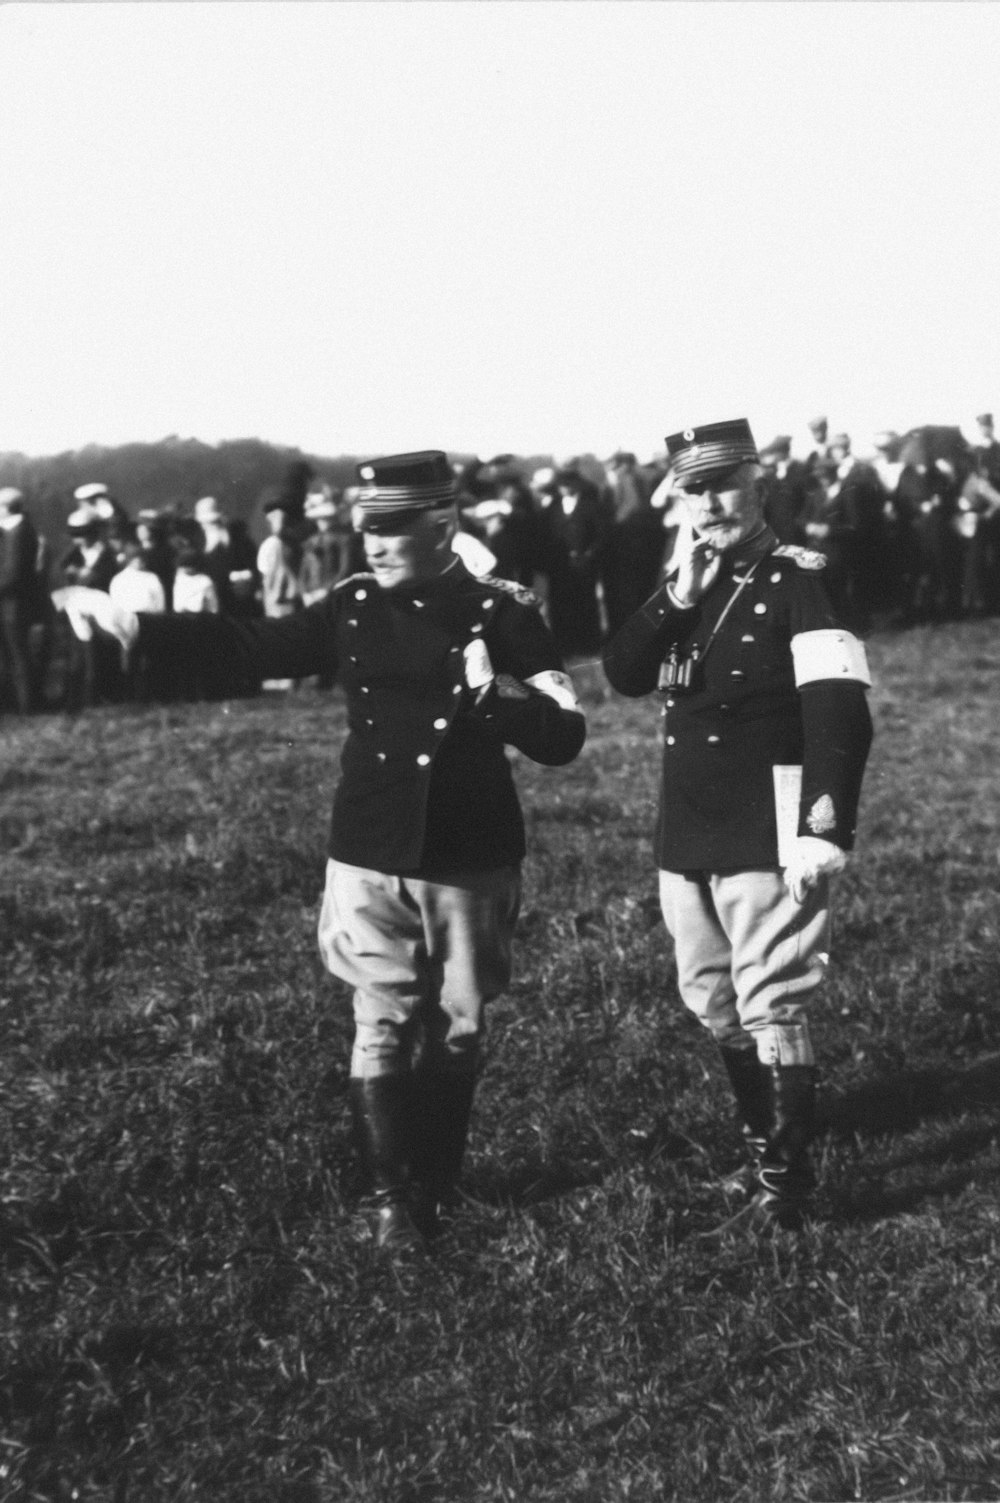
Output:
[348, 1076, 424, 1253]
[409, 1069, 477, 1237]
[755, 1064, 818, 1231]
[718, 1043, 773, 1179]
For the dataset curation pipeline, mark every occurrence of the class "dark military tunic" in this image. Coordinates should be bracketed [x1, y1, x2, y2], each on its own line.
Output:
[602, 528, 872, 872]
[136, 562, 585, 876]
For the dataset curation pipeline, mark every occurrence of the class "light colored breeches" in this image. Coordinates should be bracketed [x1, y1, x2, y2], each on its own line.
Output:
[658, 868, 832, 1066]
[317, 859, 521, 1078]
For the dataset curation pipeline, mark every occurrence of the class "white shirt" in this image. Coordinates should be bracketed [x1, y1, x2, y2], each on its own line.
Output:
[110, 566, 166, 615]
[173, 570, 219, 614]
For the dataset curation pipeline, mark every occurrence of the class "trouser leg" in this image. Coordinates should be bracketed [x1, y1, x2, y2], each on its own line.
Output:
[405, 867, 519, 1233]
[318, 860, 519, 1245]
[658, 871, 743, 1048]
[662, 868, 829, 1223]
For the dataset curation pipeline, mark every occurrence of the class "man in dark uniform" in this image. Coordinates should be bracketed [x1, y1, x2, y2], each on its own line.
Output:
[603, 420, 872, 1230]
[57, 451, 587, 1253]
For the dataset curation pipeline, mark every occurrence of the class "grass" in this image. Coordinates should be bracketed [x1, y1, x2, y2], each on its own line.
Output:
[2, 620, 1000, 1502]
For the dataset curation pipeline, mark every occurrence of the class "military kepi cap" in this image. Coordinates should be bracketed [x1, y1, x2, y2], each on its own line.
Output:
[666, 419, 759, 485]
[354, 450, 457, 530]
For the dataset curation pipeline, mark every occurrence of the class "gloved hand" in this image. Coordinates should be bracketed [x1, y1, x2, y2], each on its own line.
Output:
[462, 640, 533, 709]
[784, 836, 848, 903]
[52, 587, 140, 655]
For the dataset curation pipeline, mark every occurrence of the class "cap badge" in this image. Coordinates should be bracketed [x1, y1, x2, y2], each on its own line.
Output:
[359, 465, 375, 481]
[683, 428, 695, 442]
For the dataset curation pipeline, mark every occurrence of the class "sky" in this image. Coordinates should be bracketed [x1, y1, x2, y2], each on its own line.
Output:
[2, 1, 999, 463]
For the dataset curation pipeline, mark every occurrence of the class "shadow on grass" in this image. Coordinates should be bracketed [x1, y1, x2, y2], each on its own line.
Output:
[821, 1050, 1000, 1136]
[821, 1051, 1000, 1224]
[469, 1117, 704, 1210]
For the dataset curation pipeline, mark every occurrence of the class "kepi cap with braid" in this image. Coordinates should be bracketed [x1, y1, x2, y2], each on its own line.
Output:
[661, 420, 757, 483]
[666, 419, 759, 486]
[354, 450, 458, 531]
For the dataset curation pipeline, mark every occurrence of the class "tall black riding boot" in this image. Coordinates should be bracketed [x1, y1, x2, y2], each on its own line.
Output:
[409, 1069, 477, 1237]
[718, 1043, 773, 1181]
[348, 1076, 424, 1253]
[756, 1064, 818, 1231]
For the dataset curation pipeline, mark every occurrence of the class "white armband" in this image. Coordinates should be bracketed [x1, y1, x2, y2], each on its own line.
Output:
[525, 669, 582, 712]
[791, 629, 871, 688]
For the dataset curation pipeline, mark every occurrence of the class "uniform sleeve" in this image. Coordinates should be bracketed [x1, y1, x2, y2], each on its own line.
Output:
[601, 582, 694, 697]
[788, 571, 874, 850]
[474, 596, 586, 766]
[136, 594, 339, 689]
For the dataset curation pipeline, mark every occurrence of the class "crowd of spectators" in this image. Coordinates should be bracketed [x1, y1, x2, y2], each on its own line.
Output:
[2, 411, 1000, 715]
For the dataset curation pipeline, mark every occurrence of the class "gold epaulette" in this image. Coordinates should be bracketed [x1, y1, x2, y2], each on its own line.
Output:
[479, 574, 541, 607]
[771, 545, 827, 571]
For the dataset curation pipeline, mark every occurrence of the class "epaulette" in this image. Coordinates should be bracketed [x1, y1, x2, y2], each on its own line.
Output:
[479, 573, 541, 607]
[772, 545, 827, 571]
[333, 572, 378, 592]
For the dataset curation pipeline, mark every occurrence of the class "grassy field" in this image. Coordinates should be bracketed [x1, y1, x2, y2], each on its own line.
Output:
[2, 620, 999, 1503]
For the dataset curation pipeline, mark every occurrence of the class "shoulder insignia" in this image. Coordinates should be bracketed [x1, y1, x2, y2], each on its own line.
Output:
[478, 573, 541, 608]
[772, 545, 827, 571]
[333, 572, 378, 592]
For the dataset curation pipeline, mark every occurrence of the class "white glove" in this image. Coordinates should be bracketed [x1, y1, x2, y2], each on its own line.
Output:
[783, 836, 848, 903]
[669, 514, 722, 607]
[463, 638, 494, 693]
[52, 587, 139, 655]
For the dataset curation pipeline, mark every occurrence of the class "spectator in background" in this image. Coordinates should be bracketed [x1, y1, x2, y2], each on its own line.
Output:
[172, 546, 220, 615]
[970, 413, 1000, 613]
[73, 483, 131, 567]
[300, 482, 350, 689]
[300, 482, 351, 607]
[0, 487, 48, 714]
[543, 465, 606, 656]
[136, 510, 177, 609]
[826, 432, 888, 630]
[59, 496, 122, 708]
[257, 491, 303, 620]
[109, 531, 167, 701]
[109, 532, 168, 616]
[871, 432, 910, 624]
[759, 437, 809, 545]
[799, 458, 861, 627]
[601, 451, 666, 637]
[804, 415, 831, 471]
[894, 434, 957, 624]
[493, 476, 547, 587]
[225, 519, 262, 620]
[194, 495, 238, 617]
[257, 489, 303, 691]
